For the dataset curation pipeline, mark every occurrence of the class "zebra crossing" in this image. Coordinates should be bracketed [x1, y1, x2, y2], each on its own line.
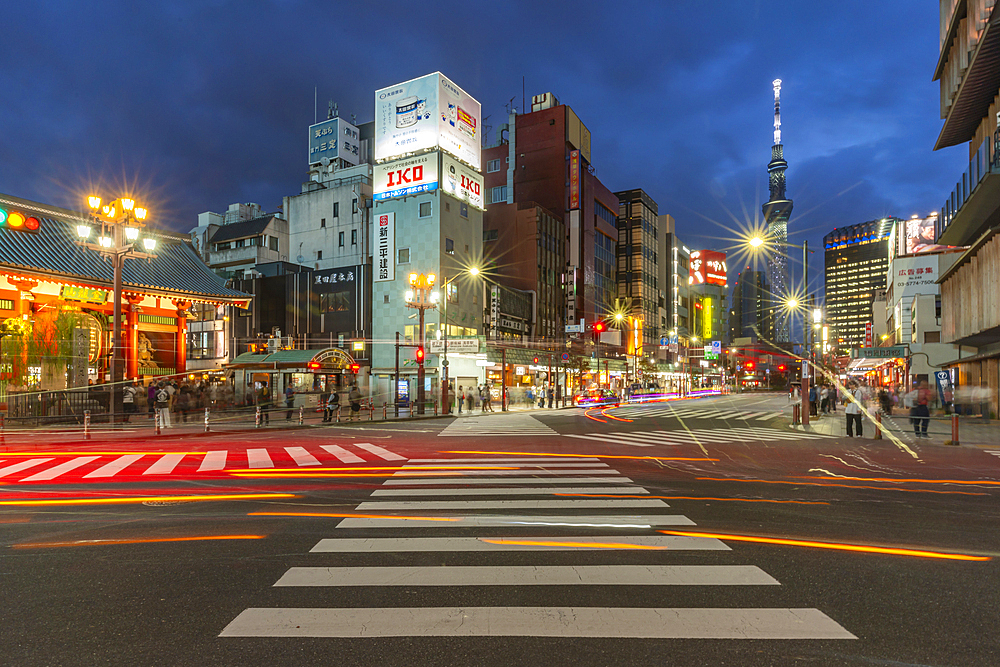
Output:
[221, 457, 855, 641]
[565, 426, 835, 448]
[438, 413, 557, 437]
[612, 403, 786, 422]
[0, 443, 406, 483]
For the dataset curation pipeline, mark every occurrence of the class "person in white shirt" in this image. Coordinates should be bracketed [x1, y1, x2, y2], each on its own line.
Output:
[845, 381, 865, 437]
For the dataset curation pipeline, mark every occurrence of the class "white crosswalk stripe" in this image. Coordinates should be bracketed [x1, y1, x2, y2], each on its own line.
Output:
[354, 443, 406, 460]
[0, 458, 55, 478]
[20, 456, 100, 482]
[84, 454, 145, 478]
[197, 450, 228, 472]
[566, 426, 834, 447]
[612, 404, 786, 422]
[143, 453, 185, 475]
[284, 447, 321, 466]
[319, 445, 364, 463]
[438, 413, 557, 436]
[221, 457, 855, 641]
[246, 449, 273, 469]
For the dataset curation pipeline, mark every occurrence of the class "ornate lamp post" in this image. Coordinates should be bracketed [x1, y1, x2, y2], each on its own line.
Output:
[76, 196, 157, 422]
[404, 272, 437, 415]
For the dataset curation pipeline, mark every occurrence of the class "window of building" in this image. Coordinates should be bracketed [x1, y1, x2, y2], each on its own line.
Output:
[924, 331, 941, 343]
[398, 247, 410, 264]
[268, 236, 278, 251]
[320, 217, 326, 229]
[419, 201, 432, 217]
[384, 294, 389, 304]
[484, 229, 499, 242]
[447, 282, 458, 304]
[487, 158, 501, 173]
[317, 250, 323, 260]
[338, 231, 344, 247]
[444, 201, 450, 212]
[352, 198, 358, 214]
[445, 238, 455, 255]
[460, 202, 468, 218]
[333, 202, 339, 218]
[491, 185, 507, 203]
[215, 241, 231, 251]
[319, 292, 350, 312]
[351, 229, 357, 245]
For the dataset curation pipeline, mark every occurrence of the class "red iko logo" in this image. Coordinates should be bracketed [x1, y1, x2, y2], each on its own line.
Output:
[460, 175, 480, 196]
[386, 166, 424, 187]
[379, 215, 389, 226]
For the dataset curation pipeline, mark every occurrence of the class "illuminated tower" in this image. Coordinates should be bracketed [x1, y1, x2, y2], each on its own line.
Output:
[762, 79, 793, 343]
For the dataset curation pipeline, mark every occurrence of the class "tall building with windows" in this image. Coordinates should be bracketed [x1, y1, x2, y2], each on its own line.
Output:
[614, 188, 664, 359]
[823, 218, 897, 350]
[933, 0, 1000, 414]
[730, 267, 769, 342]
[762, 80, 794, 343]
[481, 93, 619, 342]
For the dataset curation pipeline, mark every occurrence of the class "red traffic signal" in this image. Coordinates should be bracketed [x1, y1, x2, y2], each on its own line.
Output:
[746, 361, 755, 370]
[778, 364, 786, 371]
[593, 322, 606, 333]
[415, 347, 425, 363]
[533, 356, 539, 364]
[0, 208, 41, 233]
[350, 363, 361, 373]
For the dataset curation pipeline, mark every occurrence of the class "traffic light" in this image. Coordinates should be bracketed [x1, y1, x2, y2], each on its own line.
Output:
[778, 364, 786, 372]
[533, 356, 539, 364]
[415, 347, 425, 363]
[349, 363, 361, 373]
[0, 208, 41, 233]
[746, 361, 755, 370]
[593, 321, 606, 340]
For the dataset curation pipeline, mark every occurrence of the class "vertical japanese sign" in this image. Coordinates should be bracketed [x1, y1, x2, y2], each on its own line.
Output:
[375, 212, 395, 283]
[569, 149, 580, 210]
[865, 322, 873, 347]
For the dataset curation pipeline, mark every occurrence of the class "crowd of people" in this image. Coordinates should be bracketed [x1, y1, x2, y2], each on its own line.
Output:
[446, 383, 564, 414]
[793, 378, 936, 438]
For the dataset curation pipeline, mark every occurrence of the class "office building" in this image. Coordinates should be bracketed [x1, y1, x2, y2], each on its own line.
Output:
[933, 0, 1000, 413]
[615, 188, 665, 359]
[729, 267, 769, 342]
[190, 202, 288, 280]
[823, 218, 897, 350]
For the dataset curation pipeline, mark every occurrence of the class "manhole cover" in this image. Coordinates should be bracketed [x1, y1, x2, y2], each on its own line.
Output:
[141, 500, 183, 506]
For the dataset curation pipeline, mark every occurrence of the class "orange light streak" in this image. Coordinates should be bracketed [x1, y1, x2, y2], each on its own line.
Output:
[0, 493, 296, 506]
[228, 472, 465, 478]
[13, 535, 266, 549]
[584, 408, 607, 423]
[479, 538, 667, 550]
[600, 407, 633, 422]
[658, 530, 991, 561]
[553, 493, 830, 505]
[441, 450, 719, 462]
[695, 476, 988, 495]
[801, 475, 1000, 487]
[226, 465, 517, 473]
[247, 511, 459, 522]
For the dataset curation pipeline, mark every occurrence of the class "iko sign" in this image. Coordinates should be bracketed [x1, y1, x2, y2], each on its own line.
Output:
[308, 117, 360, 167]
[374, 72, 481, 169]
[374, 153, 439, 201]
[440, 152, 484, 210]
[375, 212, 395, 282]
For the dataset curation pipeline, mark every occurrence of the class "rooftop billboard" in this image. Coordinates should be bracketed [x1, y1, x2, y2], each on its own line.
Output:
[689, 250, 727, 287]
[374, 72, 481, 170]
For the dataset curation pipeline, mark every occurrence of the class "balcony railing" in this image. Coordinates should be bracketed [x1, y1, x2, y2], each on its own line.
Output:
[939, 138, 1000, 235]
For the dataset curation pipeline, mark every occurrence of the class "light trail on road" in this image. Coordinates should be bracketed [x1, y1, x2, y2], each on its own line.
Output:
[441, 450, 719, 462]
[13, 535, 266, 549]
[695, 477, 988, 495]
[0, 493, 297, 506]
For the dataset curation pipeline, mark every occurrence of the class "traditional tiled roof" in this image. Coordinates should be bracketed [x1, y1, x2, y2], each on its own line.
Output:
[0, 194, 250, 302]
[208, 215, 280, 244]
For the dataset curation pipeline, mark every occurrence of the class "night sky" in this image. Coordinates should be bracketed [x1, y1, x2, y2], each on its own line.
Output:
[2, 1, 963, 293]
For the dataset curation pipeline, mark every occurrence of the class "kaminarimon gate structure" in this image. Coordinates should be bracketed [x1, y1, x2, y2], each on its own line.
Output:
[0, 193, 250, 398]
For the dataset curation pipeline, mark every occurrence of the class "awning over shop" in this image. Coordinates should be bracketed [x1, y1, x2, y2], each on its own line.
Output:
[227, 347, 355, 372]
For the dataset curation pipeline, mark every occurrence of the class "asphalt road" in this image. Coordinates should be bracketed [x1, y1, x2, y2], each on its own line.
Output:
[2, 393, 998, 666]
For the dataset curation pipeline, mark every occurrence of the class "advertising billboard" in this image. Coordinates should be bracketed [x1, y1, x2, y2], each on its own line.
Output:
[441, 152, 484, 210]
[374, 72, 481, 169]
[374, 153, 439, 201]
[689, 250, 727, 286]
[891, 255, 939, 301]
[569, 150, 580, 210]
[897, 215, 951, 256]
[375, 212, 395, 282]
[308, 118, 360, 166]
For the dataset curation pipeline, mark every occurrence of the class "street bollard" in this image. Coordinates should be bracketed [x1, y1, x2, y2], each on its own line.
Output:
[298, 406, 304, 426]
[952, 413, 960, 446]
[255, 406, 261, 428]
[369, 402, 374, 421]
[874, 411, 882, 440]
[792, 403, 800, 426]
[204, 407, 210, 433]
[383, 402, 387, 420]
[434, 400, 438, 416]
[84, 410, 91, 440]
[154, 410, 161, 436]
[337, 405, 341, 423]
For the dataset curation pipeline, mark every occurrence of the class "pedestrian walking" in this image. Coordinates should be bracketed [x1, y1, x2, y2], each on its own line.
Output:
[845, 381, 864, 437]
[348, 383, 362, 421]
[527, 386, 534, 408]
[284, 384, 295, 421]
[458, 386, 464, 414]
[122, 380, 137, 423]
[466, 387, 473, 413]
[155, 381, 172, 428]
[147, 381, 156, 419]
[913, 381, 931, 437]
[547, 385, 554, 409]
[325, 387, 339, 422]
[257, 382, 270, 425]
[809, 385, 818, 416]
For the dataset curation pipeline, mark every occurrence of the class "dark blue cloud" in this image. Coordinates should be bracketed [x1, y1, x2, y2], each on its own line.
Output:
[1, 0, 968, 297]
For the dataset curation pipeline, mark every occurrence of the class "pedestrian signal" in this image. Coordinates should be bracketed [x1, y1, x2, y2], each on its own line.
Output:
[350, 364, 360, 373]
[415, 347, 425, 363]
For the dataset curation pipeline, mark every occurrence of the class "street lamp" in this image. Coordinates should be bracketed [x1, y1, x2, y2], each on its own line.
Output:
[404, 272, 436, 415]
[76, 196, 156, 422]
